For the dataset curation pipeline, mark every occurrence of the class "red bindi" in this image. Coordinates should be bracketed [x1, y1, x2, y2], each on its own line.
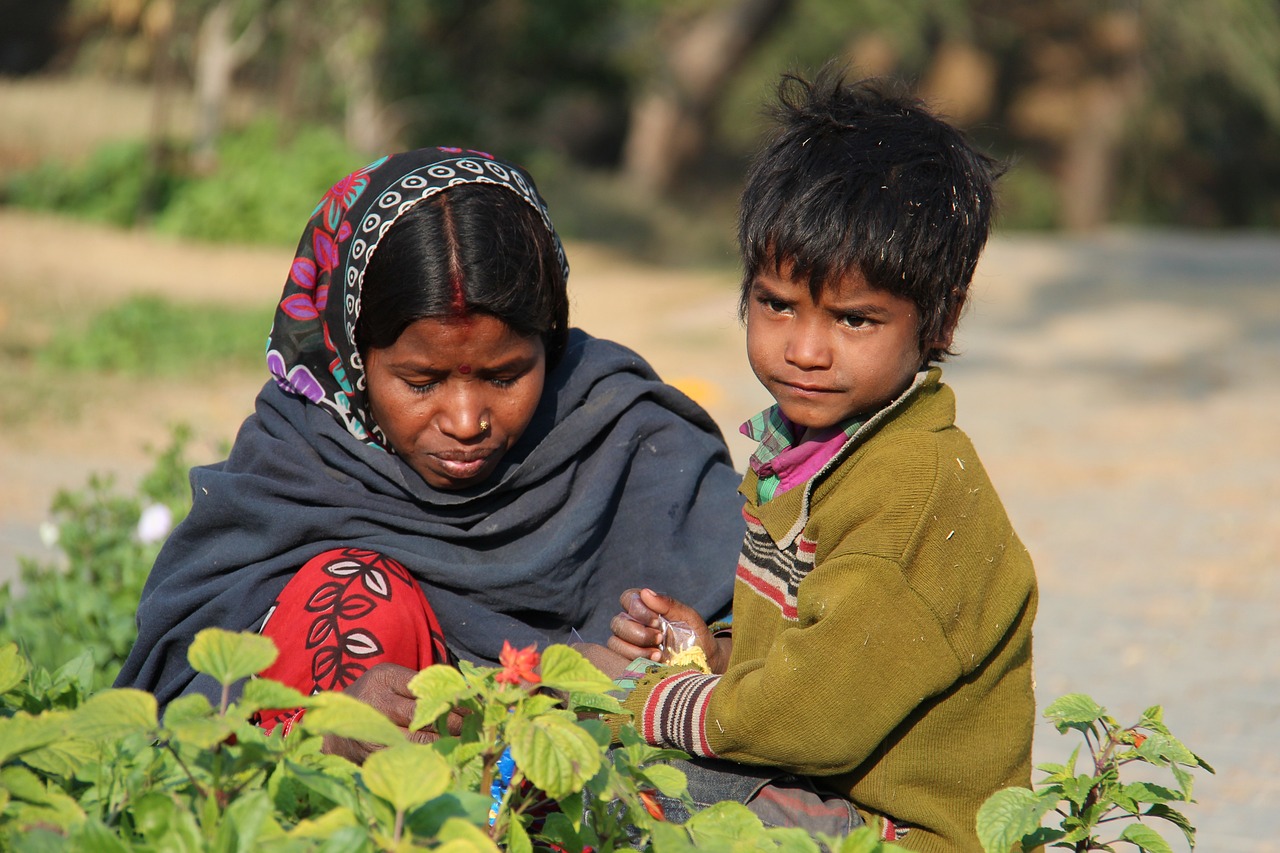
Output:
[457, 364, 471, 374]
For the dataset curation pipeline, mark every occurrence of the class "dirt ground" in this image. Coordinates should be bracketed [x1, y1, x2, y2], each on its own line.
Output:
[2, 208, 1278, 849]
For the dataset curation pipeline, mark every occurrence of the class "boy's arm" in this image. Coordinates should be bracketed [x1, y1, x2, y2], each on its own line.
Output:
[621, 554, 966, 776]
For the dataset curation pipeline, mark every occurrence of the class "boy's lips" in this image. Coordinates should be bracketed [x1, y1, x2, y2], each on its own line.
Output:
[776, 379, 841, 395]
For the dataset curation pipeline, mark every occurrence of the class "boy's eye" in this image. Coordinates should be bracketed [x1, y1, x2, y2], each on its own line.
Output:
[841, 314, 872, 329]
[758, 296, 790, 314]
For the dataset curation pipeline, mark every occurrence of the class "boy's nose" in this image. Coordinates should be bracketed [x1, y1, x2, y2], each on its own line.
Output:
[784, 330, 833, 370]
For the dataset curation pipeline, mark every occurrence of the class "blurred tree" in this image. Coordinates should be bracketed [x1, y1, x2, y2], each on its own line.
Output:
[619, 0, 794, 195]
[192, 0, 268, 172]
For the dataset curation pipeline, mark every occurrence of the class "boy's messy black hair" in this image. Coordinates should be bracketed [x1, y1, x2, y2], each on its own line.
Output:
[738, 66, 1002, 363]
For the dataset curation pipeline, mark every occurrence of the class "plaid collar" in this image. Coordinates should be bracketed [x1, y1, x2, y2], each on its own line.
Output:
[740, 405, 864, 474]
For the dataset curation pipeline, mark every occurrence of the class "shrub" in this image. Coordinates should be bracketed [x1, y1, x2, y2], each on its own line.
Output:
[0, 428, 194, 691]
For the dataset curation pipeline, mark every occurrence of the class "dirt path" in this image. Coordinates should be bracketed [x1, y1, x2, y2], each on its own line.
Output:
[2, 211, 1278, 849]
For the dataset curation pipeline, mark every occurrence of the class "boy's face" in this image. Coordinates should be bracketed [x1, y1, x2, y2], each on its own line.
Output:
[746, 264, 926, 430]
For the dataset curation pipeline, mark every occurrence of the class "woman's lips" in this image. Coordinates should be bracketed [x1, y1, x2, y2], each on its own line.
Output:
[429, 450, 494, 479]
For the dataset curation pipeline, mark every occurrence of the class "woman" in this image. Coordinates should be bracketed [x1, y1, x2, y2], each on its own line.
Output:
[115, 148, 744, 736]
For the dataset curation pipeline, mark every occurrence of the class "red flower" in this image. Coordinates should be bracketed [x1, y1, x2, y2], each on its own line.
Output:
[638, 789, 665, 821]
[1132, 732, 1148, 748]
[495, 640, 541, 685]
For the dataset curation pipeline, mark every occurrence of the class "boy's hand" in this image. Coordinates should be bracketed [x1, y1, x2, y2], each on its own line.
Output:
[607, 588, 731, 674]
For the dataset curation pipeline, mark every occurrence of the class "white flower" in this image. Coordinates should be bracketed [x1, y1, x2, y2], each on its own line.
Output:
[136, 503, 174, 544]
[38, 521, 59, 548]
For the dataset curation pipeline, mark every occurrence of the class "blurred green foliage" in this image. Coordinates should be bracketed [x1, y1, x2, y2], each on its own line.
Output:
[39, 294, 267, 376]
[0, 428, 194, 692]
[4, 119, 365, 245]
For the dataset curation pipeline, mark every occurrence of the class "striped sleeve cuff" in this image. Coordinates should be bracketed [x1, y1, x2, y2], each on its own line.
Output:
[636, 669, 722, 758]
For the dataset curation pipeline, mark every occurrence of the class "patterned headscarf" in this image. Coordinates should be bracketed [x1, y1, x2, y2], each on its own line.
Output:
[265, 147, 569, 444]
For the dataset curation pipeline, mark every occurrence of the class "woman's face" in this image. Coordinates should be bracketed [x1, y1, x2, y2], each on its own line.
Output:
[365, 314, 546, 490]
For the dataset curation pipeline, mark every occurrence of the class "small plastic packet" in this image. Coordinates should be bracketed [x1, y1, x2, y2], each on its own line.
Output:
[658, 616, 711, 672]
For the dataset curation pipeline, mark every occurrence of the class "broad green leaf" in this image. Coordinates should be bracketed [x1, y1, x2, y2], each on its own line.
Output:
[166, 713, 236, 751]
[1, 766, 85, 830]
[407, 665, 472, 731]
[283, 760, 363, 812]
[165, 692, 215, 724]
[132, 790, 204, 850]
[74, 688, 158, 740]
[237, 678, 309, 715]
[1119, 822, 1175, 853]
[504, 812, 533, 853]
[301, 691, 405, 748]
[640, 763, 688, 798]
[1144, 803, 1196, 847]
[1122, 781, 1182, 806]
[436, 815, 502, 851]
[569, 690, 624, 715]
[216, 788, 276, 852]
[538, 645, 616, 694]
[506, 714, 602, 800]
[20, 735, 100, 779]
[1043, 694, 1106, 734]
[1059, 773, 1096, 808]
[0, 712, 68, 765]
[287, 806, 359, 839]
[975, 786, 1058, 853]
[361, 743, 451, 812]
[684, 800, 764, 841]
[0, 643, 28, 695]
[187, 628, 278, 686]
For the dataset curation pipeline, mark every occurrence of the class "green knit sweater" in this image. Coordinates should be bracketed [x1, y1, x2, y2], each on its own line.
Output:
[622, 369, 1038, 851]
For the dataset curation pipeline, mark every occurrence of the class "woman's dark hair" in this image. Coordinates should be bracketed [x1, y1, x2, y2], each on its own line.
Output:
[738, 67, 1003, 363]
[356, 182, 569, 367]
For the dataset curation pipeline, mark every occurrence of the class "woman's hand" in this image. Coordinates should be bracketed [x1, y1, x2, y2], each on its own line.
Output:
[321, 662, 465, 763]
[606, 588, 731, 674]
[572, 642, 632, 681]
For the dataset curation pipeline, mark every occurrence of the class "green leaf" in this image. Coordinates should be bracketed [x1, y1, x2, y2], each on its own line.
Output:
[187, 628, 278, 686]
[1121, 781, 1182, 806]
[640, 763, 688, 798]
[237, 678, 309, 715]
[0, 712, 68, 765]
[976, 786, 1058, 853]
[283, 759, 363, 812]
[407, 665, 472, 731]
[1144, 803, 1196, 847]
[829, 826, 905, 852]
[1119, 822, 1175, 853]
[20, 735, 100, 779]
[1043, 694, 1106, 734]
[504, 813, 533, 853]
[301, 691, 406, 749]
[684, 800, 764, 841]
[506, 714, 602, 800]
[435, 815, 502, 851]
[216, 788, 276, 852]
[538, 645, 616, 694]
[74, 688, 159, 741]
[0, 643, 29, 696]
[360, 743, 452, 812]
[569, 690, 624, 715]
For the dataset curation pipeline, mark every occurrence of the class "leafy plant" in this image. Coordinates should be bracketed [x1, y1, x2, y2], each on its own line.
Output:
[0, 427, 195, 690]
[39, 294, 268, 377]
[977, 694, 1214, 852]
[0, 631, 903, 850]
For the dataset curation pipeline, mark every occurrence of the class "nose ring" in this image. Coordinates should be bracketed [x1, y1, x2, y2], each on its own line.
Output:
[479, 419, 490, 432]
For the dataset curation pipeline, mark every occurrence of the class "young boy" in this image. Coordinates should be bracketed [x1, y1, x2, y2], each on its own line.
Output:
[580, 69, 1037, 851]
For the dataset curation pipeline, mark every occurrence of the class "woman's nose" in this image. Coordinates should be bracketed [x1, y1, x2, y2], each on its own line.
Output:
[437, 389, 489, 440]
